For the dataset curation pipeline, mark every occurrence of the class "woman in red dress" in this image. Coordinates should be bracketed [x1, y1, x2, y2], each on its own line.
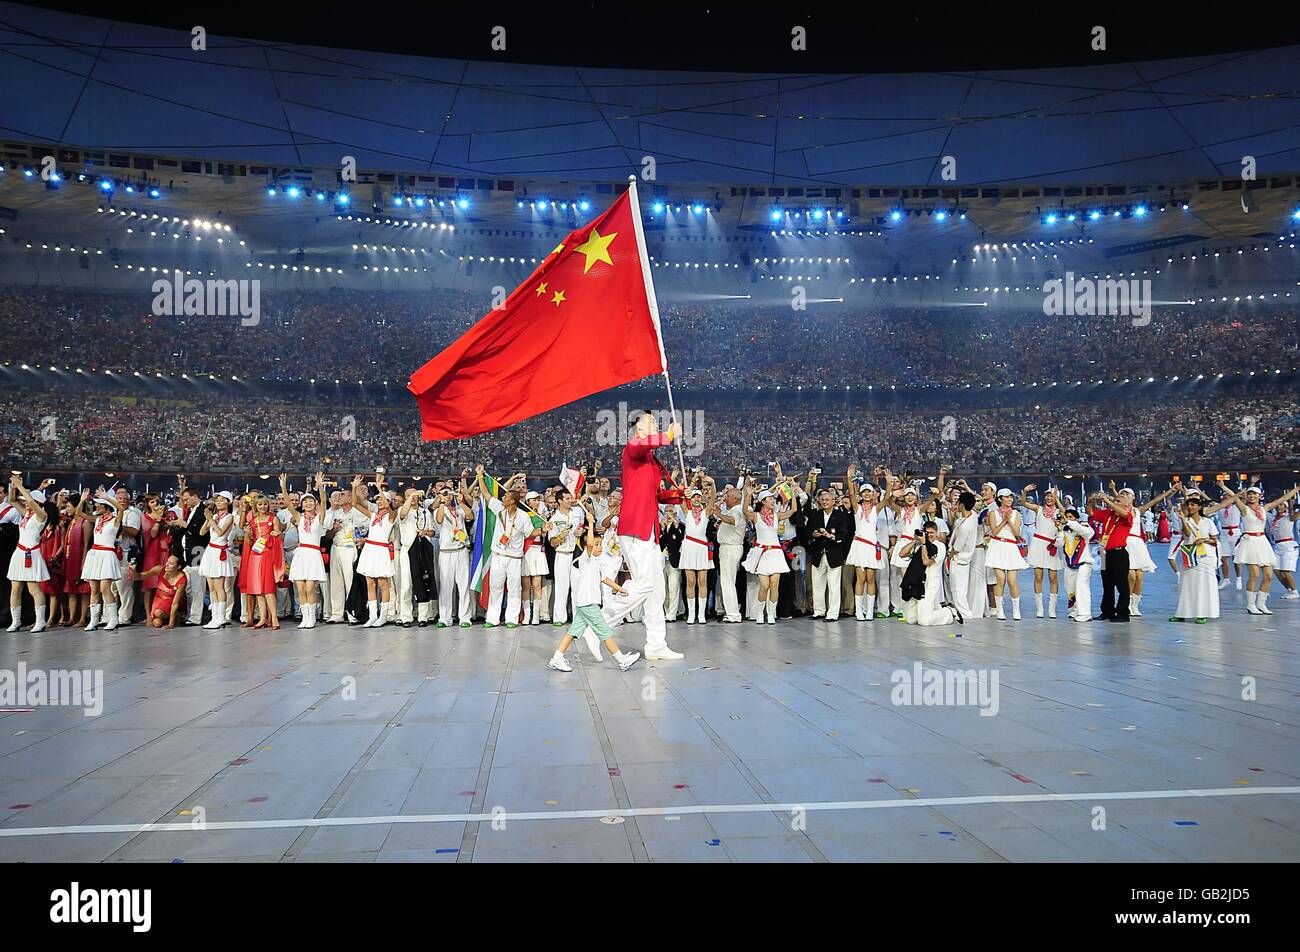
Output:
[138, 494, 171, 622]
[239, 493, 284, 630]
[142, 555, 186, 628]
[39, 510, 67, 626]
[60, 497, 91, 627]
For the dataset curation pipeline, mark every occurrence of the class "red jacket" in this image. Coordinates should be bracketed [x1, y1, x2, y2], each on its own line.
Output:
[618, 432, 681, 542]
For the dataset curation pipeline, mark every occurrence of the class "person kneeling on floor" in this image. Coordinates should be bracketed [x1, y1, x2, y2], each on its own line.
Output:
[549, 528, 641, 673]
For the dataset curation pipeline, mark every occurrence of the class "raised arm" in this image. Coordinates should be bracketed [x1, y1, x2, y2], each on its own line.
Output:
[1265, 484, 1300, 512]
[351, 475, 373, 516]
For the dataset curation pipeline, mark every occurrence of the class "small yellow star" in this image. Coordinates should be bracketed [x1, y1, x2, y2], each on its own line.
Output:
[551, 289, 566, 306]
[574, 229, 617, 273]
[535, 282, 548, 297]
[551, 243, 564, 256]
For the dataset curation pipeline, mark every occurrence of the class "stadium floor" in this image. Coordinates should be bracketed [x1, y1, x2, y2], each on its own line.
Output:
[1, 572, 1297, 863]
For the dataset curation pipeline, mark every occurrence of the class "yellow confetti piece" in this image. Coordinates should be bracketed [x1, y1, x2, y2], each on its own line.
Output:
[178, 810, 193, 816]
[902, 787, 921, 794]
[1069, 771, 1091, 776]
[1235, 779, 1250, 785]
[545, 800, 558, 805]
[260, 746, 272, 751]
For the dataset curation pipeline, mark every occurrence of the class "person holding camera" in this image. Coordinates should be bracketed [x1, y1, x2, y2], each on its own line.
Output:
[898, 520, 958, 627]
[434, 473, 475, 627]
[845, 464, 882, 621]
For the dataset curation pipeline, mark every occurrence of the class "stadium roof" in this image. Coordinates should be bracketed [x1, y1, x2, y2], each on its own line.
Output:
[3, 2, 1300, 188]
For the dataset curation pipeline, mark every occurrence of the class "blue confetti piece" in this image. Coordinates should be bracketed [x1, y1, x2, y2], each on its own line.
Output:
[1173, 820, 1198, 826]
[435, 847, 460, 854]
[938, 831, 955, 836]
[171, 858, 185, 864]
[706, 839, 720, 846]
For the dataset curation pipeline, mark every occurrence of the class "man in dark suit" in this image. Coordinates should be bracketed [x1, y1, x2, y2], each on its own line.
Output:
[797, 487, 853, 620]
[167, 483, 209, 625]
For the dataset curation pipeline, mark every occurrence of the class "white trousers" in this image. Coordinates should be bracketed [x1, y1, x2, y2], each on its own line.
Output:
[116, 553, 136, 623]
[184, 566, 207, 625]
[717, 543, 744, 620]
[329, 546, 358, 621]
[392, 545, 414, 622]
[438, 549, 472, 624]
[604, 535, 668, 654]
[967, 547, 989, 619]
[539, 576, 553, 621]
[1066, 563, 1094, 619]
[810, 555, 842, 619]
[664, 564, 681, 619]
[949, 559, 973, 620]
[486, 553, 522, 625]
[552, 551, 576, 624]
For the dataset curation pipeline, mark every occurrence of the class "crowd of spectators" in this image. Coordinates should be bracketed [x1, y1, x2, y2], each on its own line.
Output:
[4, 389, 1295, 477]
[1, 284, 1295, 390]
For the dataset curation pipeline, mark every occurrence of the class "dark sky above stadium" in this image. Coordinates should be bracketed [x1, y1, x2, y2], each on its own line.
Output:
[24, 2, 1300, 73]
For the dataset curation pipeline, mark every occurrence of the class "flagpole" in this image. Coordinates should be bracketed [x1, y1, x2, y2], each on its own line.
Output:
[627, 175, 688, 482]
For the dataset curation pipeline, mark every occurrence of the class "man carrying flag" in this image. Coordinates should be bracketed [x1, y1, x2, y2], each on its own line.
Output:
[603, 410, 686, 661]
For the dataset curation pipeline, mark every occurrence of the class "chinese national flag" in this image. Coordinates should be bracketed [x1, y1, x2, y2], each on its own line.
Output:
[408, 185, 665, 440]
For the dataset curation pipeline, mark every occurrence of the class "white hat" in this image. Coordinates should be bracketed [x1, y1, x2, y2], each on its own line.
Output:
[1118, 487, 1135, 497]
[756, 490, 774, 502]
[687, 488, 703, 497]
[996, 488, 1014, 498]
[92, 494, 116, 508]
[525, 491, 540, 501]
[1245, 486, 1262, 495]
[982, 482, 998, 492]
[214, 490, 234, 503]
[30, 489, 46, 504]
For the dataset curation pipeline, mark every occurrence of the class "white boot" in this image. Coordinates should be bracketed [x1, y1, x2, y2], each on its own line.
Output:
[103, 603, 119, 631]
[1131, 594, 1143, 616]
[31, 605, 47, 633]
[686, 597, 696, 624]
[203, 602, 223, 629]
[532, 599, 542, 625]
[1011, 596, 1021, 621]
[1047, 592, 1057, 618]
[1258, 591, 1273, 614]
[996, 596, 1006, 620]
[766, 601, 777, 624]
[5, 610, 19, 632]
[521, 599, 532, 625]
[855, 594, 866, 621]
[297, 603, 308, 629]
[87, 603, 103, 631]
[1236, 576, 1242, 590]
[1034, 591, 1044, 618]
[697, 597, 708, 624]
[365, 600, 379, 627]
[1245, 590, 1260, 614]
[864, 593, 875, 619]
[378, 602, 391, 627]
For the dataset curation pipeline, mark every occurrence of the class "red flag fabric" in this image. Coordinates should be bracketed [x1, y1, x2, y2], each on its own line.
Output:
[408, 186, 665, 440]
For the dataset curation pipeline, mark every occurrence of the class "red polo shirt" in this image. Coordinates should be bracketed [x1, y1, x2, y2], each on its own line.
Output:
[618, 431, 678, 542]
[1091, 506, 1132, 550]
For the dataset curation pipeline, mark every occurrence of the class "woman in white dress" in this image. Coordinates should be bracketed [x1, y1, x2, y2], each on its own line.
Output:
[984, 488, 1029, 620]
[1121, 485, 1177, 617]
[1170, 491, 1219, 623]
[741, 483, 794, 624]
[1271, 499, 1298, 600]
[1221, 480, 1300, 615]
[78, 488, 126, 631]
[283, 471, 328, 629]
[844, 464, 882, 620]
[898, 521, 957, 627]
[6, 476, 50, 632]
[200, 490, 237, 629]
[678, 479, 715, 625]
[1018, 484, 1063, 619]
[520, 490, 549, 626]
[351, 472, 415, 628]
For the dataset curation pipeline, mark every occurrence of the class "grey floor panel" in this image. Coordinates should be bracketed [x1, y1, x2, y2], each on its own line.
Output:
[1, 572, 1297, 862]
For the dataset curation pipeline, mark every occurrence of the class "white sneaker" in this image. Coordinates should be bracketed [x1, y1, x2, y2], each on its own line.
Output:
[1218, 578, 1229, 590]
[645, 647, 684, 661]
[617, 651, 641, 672]
[582, 629, 603, 661]
[548, 653, 573, 673]
[1284, 591, 1299, 600]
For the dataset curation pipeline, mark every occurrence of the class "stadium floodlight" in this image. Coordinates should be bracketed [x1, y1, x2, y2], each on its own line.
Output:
[889, 209, 903, 222]
[579, 200, 590, 212]
[934, 210, 947, 222]
[336, 192, 350, 206]
[315, 191, 325, 201]
[1088, 210, 1101, 221]
[1134, 205, 1148, 217]
[99, 179, 114, 192]
[457, 197, 469, 210]
[148, 187, 161, 198]
[286, 186, 300, 198]
[266, 186, 277, 196]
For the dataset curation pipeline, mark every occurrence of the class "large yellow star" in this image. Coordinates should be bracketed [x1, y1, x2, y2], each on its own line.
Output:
[574, 229, 616, 273]
[535, 281, 548, 297]
[551, 289, 566, 306]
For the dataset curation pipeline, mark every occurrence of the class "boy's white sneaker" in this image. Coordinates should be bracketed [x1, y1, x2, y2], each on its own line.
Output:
[547, 653, 573, 673]
[616, 651, 641, 672]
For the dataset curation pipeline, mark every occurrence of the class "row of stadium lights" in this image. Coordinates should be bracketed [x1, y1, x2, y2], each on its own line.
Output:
[1038, 201, 1189, 224]
[769, 229, 881, 238]
[266, 185, 350, 207]
[517, 198, 591, 213]
[0, 164, 165, 199]
[6, 361, 1290, 390]
[337, 215, 455, 231]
